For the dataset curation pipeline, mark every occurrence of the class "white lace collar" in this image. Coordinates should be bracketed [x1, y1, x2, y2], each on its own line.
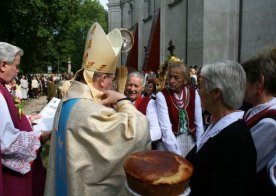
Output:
[196, 111, 244, 152]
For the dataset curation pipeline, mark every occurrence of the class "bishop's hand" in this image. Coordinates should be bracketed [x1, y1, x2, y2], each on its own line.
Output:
[101, 90, 127, 106]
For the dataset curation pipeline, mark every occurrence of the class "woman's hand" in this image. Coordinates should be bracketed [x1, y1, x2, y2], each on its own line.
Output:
[29, 114, 42, 123]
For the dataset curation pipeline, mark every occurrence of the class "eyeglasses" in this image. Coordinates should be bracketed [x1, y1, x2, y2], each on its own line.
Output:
[107, 74, 116, 81]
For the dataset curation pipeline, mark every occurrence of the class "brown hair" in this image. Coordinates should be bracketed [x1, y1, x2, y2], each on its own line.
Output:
[242, 48, 276, 94]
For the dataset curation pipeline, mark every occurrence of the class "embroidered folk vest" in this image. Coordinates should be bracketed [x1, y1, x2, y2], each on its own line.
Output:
[161, 86, 196, 138]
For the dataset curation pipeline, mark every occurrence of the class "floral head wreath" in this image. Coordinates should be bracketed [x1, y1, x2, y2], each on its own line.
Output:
[156, 55, 183, 90]
[166, 56, 183, 66]
[159, 56, 183, 77]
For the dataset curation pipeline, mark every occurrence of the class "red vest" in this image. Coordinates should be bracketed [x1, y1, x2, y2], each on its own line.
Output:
[135, 96, 151, 115]
[161, 87, 196, 138]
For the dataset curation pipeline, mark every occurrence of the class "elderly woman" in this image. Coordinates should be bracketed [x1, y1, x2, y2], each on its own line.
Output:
[156, 59, 204, 157]
[186, 61, 256, 196]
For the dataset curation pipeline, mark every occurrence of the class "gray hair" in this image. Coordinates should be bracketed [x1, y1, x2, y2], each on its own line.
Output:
[0, 42, 23, 64]
[200, 60, 246, 109]
[127, 71, 145, 87]
[168, 62, 190, 80]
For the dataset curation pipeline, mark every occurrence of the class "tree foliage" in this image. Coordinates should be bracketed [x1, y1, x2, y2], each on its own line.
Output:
[0, 0, 107, 74]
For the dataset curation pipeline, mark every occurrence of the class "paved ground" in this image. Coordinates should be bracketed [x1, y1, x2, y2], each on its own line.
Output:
[22, 95, 50, 167]
[23, 96, 48, 115]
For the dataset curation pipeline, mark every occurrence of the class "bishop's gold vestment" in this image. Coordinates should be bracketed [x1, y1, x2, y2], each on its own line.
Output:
[44, 81, 151, 196]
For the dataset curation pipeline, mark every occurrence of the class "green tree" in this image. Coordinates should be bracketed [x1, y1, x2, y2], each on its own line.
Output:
[0, 0, 107, 74]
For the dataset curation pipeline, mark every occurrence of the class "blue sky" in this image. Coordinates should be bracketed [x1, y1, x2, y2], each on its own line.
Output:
[99, 0, 108, 10]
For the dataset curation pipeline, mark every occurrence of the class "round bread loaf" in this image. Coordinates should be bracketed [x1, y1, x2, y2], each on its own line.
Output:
[124, 150, 193, 196]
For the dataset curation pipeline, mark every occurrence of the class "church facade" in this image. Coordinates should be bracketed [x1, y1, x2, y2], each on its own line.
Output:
[107, 0, 276, 72]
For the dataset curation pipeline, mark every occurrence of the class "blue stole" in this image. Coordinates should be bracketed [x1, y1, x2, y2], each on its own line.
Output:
[55, 98, 79, 196]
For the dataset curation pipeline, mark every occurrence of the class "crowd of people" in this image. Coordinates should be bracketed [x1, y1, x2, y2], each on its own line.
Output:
[5, 72, 74, 104]
[1, 21, 276, 196]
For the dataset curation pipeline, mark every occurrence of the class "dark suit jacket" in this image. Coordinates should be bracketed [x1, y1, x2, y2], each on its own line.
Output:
[186, 119, 256, 196]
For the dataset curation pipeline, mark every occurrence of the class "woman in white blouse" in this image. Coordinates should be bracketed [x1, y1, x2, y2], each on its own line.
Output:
[31, 76, 39, 98]
[20, 75, 28, 100]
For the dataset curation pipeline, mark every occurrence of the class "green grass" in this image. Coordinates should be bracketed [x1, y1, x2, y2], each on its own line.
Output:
[41, 141, 50, 168]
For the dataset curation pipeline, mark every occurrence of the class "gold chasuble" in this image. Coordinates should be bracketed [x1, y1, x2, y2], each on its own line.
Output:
[45, 81, 151, 196]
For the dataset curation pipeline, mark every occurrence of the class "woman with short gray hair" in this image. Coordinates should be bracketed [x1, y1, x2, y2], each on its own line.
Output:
[186, 60, 256, 196]
[200, 60, 246, 109]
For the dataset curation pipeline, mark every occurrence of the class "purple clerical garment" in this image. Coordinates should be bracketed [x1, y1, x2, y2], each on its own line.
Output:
[0, 78, 46, 196]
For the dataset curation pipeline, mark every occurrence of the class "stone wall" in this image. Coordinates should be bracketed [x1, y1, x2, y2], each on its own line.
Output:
[107, 0, 276, 70]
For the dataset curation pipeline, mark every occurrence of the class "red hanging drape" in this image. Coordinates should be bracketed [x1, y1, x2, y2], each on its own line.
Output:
[142, 9, 160, 73]
[125, 23, 139, 71]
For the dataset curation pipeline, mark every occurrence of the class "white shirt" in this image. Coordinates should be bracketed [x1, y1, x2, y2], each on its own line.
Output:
[20, 78, 28, 89]
[0, 93, 42, 150]
[156, 88, 204, 155]
[146, 99, 162, 141]
[244, 97, 276, 172]
[0, 93, 21, 149]
[31, 79, 39, 88]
